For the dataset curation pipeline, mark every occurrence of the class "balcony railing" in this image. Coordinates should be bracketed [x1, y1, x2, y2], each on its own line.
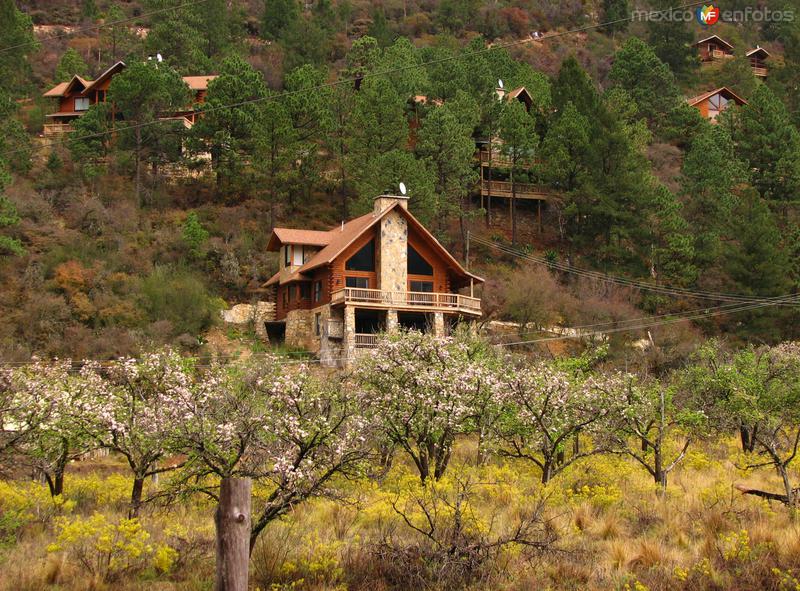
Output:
[331, 288, 481, 315]
[355, 334, 379, 348]
[43, 122, 74, 137]
[480, 180, 551, 200]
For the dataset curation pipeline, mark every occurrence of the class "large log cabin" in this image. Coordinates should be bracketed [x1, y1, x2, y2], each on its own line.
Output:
[264, 194, 483, 367]
[42, 61, 216, 136]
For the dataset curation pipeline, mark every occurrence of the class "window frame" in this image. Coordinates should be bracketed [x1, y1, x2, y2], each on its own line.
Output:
[345, 276, 370, 289]
[345, 239, 375, 272]
[313, 280, 322, 303]
[74, 97, 91, 111]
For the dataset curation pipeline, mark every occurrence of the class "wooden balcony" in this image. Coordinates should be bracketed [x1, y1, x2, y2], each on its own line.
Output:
[711, 49, 733, 59]
[43, 122, 74, 137]
[331, 288, 481, 316]
[480, 180, 550, 201]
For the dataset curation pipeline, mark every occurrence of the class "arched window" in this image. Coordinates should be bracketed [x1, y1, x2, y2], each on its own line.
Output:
[408, 244, 433, 276]
[345, 239, 375, 271]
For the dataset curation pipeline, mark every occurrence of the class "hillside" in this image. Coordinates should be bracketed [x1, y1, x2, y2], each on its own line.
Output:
[0, 0, 799, 365]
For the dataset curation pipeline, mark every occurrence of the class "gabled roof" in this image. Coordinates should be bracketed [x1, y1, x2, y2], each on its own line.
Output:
[687, 87, 747, 107]
[746, 46, 770, 59]
[85, 61, 126, 92]
[695, 35, 734, 51]
[43, 62, 217, 99]
[43, 74, 91, 97]
[267, 228, 332, 250]
[265, 200, 483, 287]
[183, 75, 218, 90]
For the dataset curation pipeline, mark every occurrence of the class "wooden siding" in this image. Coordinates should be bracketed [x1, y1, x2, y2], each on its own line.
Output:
[406, 228, 451, 294]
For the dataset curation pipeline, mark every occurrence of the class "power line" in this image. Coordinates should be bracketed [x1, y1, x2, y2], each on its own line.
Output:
[7, 0, 707, 159]
[500, 295, 800, 347]
[1, 293, 796, 369]
[0, 0, 211, 55]
[489, 298, 793, 344]
[470, 235, 798, 305]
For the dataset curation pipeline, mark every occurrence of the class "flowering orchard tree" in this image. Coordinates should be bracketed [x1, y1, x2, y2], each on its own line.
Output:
[172, 357, 374, 552]
[356, 331, 503, 483]
[723, 342, 800, 506]
[4, 360, 100, 496]
[81, 349, 192, 517]
[490, 361, 621, 484]
[606, 372, 706, 492]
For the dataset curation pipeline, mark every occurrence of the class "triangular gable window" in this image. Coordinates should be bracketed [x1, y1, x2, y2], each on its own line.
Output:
[345, 239, 375, 272]
[408, 244, 433, 276]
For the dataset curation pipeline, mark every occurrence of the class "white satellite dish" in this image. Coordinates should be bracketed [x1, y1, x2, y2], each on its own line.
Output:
[156, 53, 163, 63]
[399, 182, 407, 196]
[498, 79, 504, 89]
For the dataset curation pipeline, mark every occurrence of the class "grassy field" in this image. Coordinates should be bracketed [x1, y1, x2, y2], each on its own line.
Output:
[2, 436, 799, 591]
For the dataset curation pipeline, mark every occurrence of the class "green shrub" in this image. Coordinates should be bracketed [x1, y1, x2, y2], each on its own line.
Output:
[139, 265, 221, 337]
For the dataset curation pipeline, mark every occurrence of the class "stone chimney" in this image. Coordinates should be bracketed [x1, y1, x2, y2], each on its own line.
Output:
[374, 194, 409, 213]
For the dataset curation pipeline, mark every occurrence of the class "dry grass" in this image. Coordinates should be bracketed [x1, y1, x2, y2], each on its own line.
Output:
[2, 438, 800, 591]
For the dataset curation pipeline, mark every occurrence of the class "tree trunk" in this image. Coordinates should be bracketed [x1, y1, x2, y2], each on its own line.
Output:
[129, 477, 145, 518]
[134, 127, 142, 206]
[740, 425, 757, 453]
[541, 460, 553, 484]
[215, 477, 252, 591]
[653, 446, 667, 492]
[486, 141, 493, 227]
[511, 165, 518, 245]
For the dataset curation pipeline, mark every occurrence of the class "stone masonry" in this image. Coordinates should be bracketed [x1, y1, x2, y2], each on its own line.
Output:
[377, 203, 408, 293]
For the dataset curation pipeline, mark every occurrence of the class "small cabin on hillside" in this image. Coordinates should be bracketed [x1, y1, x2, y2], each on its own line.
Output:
[746, 46, 770, 77]
[694, 35, 735, 62]
[42, 61, 217, 136]
[687, 87, 747, 122]
[263, 194, 483, 367]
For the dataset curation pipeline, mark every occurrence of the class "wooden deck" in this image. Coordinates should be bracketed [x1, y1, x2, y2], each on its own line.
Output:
[480, 180, 550, 201]
[331, 288, 481, 316]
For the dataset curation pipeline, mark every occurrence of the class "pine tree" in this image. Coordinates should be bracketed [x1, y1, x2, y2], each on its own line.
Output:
[723, 191, 792, 341]
[0, 0, 38, 96]
[646, 0, 697, 78]
[551, 56, 599, 117]
[602, 0, 630, 35]
[55, 48, 89, 83]
[609, 37, 680, 133]
[261, 0, 299, 41]
[733, 84, 800, 203]
[108, 62, 190, 204]
[681, 124, 747, 270]
[192, 55, 267, 193]
[417, 98, 480, 247]
[0, 161, 22, 256]
[499, 100, 539, 245]
[540, 101, 591, 193]
[649, 185, 697, 287]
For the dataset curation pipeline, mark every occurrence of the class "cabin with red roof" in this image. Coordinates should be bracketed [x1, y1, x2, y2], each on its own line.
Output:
[264, 194, 483, 367]
[687, 87, 747, 122]
[42, 61, 217, 136]
[694, 35, 735, 62]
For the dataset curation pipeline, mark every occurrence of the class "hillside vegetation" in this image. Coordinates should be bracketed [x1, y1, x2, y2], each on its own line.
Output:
[0, 0, 799, 361]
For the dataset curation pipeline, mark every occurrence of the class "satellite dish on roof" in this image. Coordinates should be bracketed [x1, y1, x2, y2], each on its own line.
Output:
[399, 182, 407, 196]
[498, 79, 504, 89]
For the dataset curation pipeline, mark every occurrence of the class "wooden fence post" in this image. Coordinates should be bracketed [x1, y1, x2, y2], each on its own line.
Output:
[215, 477, 252, 591]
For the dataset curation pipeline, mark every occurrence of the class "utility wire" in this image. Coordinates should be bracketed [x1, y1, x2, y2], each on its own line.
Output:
[489, 297, 794, 343]
[470, 235, 798, 305]
[0, 0, 211, 55]
[1, 294, 796, 368]
[6, 0, 707, 159]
